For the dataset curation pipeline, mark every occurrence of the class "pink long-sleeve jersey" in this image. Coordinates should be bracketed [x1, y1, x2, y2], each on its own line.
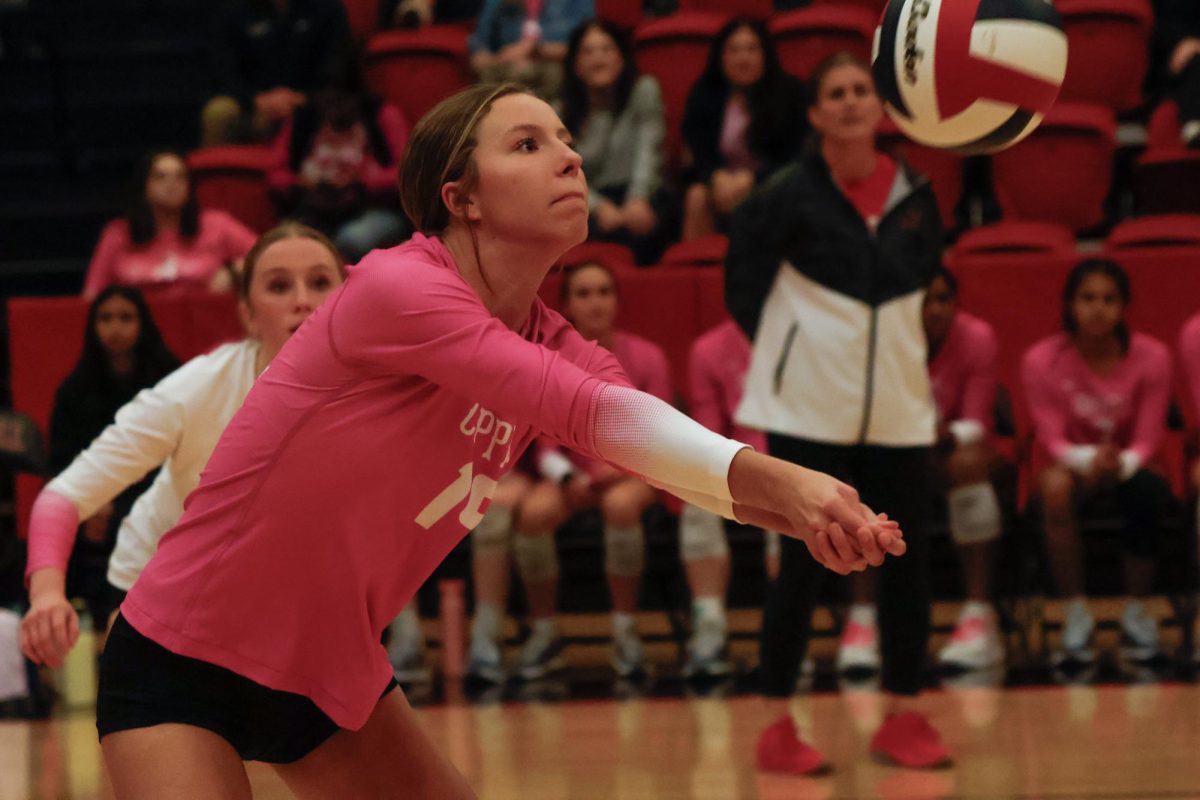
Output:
[1021, 331, 1172, 471]
[688, 319, 766, 452]
[120, 235, 681, 729]
[1180, 312, 1200, 427]
[928, 311, 998, 439]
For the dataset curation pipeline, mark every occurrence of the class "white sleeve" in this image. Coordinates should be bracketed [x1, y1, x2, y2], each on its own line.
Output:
[46, 386, 185, 521]
[1061, 445, 1098, 476]
[592, 385, 749, 503]
[1118, 449, 1141, 482]
[644, 476, 737, 521]
[948, 419, 985, 447]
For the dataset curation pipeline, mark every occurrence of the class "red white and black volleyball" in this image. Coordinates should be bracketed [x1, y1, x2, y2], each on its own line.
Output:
[871, 0, 1068, 154]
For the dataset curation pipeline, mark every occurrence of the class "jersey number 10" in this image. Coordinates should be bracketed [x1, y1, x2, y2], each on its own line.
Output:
[415, 462, 498, 530]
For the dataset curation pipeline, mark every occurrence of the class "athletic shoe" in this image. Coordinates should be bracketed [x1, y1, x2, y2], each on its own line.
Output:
[517, 627, 567, 681]
[465, 636, 506, 685]
[938, 608, 1005, 670]
[870, 712, 952, 769]
[754, 715, 829, 775]
[836, 620, 881, 676]
[1119, 603, 1162, 663]
[610, 629, 648, 679]
[1052, 602, 1095, 668]
[683, 624, 733, 679]
[391, 649, 432, 684]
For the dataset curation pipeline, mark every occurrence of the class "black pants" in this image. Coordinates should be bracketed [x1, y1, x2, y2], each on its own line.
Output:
[760, 436, 932, 697]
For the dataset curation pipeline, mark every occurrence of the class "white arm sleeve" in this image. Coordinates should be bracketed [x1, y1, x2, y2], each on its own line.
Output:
[593, 385, 749, 503]
[1062, 444, 1098, 476]
[644, 476, 737, 522]
[46, 387, 185, 520]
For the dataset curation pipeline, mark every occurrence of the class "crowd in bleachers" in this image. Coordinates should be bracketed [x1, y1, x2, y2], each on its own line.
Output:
[4, 0, 1200, 717]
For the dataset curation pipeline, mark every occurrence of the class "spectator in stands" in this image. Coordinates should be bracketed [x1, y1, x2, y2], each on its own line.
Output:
[49, 287, 179, 642]
[381, 0, 486, 27]
[1180, 311, 1200, 664]
[1153, 0, 1200, 147]
[468, 0, 594, 101]
[202, 0, 353, 146]
[924, 267, 1008, 671]
[467, 261, 672, 682]
[726, 52, 946, 772]
[1022, 258, 1175, 669]
[558, 20, 675, 265]
[269, 50, 411, 262]
[84, 151, 257, 302]
[681, 318, 779, 679]
[680, 17, 808, 241]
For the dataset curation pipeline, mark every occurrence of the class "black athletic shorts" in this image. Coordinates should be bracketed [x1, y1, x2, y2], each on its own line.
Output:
[97, 614, 398, 763]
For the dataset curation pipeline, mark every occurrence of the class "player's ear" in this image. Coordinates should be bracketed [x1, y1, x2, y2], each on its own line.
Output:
[442, 181, 481, 224]
[237, 297, 257, 339]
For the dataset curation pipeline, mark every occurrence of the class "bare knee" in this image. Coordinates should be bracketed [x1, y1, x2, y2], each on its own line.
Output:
[600, 480, 654, 528]
[491, 472, 533, 510]
[1039, 466, 1077, 525]
[515, 481, 569, 534]
[947, 442, 991, 486]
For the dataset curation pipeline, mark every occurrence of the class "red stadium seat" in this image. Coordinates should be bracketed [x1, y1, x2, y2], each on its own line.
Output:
[878, 117, 963, 231]
[557, 241, 638, 272]
[596, 0, 643, 31]
[1102, 217, 1200, 349]
[811, 0, 886, 14]
[680, 0, 771, 20]
[694, 267, 730, 330]
[1054, 0, 1152, 113]
[187, 146, 278, 234]
[1135, 102, 1200, 215]
[634, 11, 730, 174]
[1106, 215, 1200, 251]
[991, 104, 1116, 232]
[365, 26, 471, 124]
[769, 5, 876, 80]
[948, 221, 1076, 266]
[343, 0, 381, 41]
[659, 234, 728, 266]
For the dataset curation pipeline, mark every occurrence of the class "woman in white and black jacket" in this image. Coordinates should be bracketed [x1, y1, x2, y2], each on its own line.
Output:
[726, 54, 946, 774]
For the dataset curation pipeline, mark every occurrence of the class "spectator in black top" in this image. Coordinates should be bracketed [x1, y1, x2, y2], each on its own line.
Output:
[1154, 0, 1200, 146]
[201, 0, 353, 147]
[49, 287, 179, 637]
[680, 17, 808, 240]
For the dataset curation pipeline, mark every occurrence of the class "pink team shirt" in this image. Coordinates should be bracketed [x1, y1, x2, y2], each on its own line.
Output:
[1180, 312, 1200, 428]
[1021, 331, 1172, 469]
[83, 209, 257, 299]
[121, 234, 633, 729]
[688, 319, 766, 452]
[928, 311, 998, 434]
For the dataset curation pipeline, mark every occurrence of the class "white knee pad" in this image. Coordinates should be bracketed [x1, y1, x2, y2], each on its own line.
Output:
[513, 532, 559, 582]
[679, 503, 729, 561]
[472, 505, 513, 554]
[605, 524, 645, 577]
[948, 482, 1002, 544]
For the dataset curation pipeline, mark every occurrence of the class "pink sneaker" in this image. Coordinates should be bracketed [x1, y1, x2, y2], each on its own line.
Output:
[755, 715, 830, 775]
[870, 712, 952, 769]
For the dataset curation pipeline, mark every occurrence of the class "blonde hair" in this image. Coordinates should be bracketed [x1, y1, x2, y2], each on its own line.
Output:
[238, 222, 347, 300]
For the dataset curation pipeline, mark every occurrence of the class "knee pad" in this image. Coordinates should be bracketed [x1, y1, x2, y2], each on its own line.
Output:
[472, 505, 513, 554]
[513, 532, 559, 583]
[679, 504, 729, 561]
[604, 524, 645, 577]
[764, 530, 781, 563]
[948, 482, 1002, 545]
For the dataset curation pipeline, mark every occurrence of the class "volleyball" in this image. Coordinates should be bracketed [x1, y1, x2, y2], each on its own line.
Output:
[871, 0, 1068, 154]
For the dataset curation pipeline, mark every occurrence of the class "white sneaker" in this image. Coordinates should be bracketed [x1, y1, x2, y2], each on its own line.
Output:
[1119, 602, 1162, 663]
[683, 619, 731, 679]
[1052, 602, 1095, 668]
[465, 636, 506, 685]
[836, 620, 881, 676]
[611, 629, 648, 679]
[938, 607, 1005, 670]
[517, 624, 566, 681]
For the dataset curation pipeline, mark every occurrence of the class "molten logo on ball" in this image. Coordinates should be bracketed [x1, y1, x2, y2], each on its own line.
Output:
[873, 0, 1068, 154]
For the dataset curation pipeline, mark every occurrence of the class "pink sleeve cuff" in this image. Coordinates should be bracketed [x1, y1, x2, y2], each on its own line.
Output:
[25, 490, 80, 584]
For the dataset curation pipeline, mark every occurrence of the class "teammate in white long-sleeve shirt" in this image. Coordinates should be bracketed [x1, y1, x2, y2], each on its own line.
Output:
[42, 223, 346, 632]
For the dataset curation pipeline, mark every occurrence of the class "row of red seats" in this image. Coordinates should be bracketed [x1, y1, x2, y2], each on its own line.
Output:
[9, 215, 1198, 533]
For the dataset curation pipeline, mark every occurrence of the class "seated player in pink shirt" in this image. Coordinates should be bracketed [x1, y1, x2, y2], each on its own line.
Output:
[1022, 258, 1175, 670]
[923, 267, 1009, 672]
[681, 317, 778, 679]
[1179, 311, 1200, 665]
[24, 84, 904, 799]
[83, 150, 257, 301]
[464, 260, 676, 683]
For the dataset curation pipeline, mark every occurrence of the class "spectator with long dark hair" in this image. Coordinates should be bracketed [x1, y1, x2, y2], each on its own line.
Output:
[1023, 258, 1175, 669]
[84, 152, 257, 301]
[468, 0, 594, 100]
[49, 286, 179, 638]
[1153, 0, 1200, 147]
[269, 50, 411, 262]
[680, 17, 808, 240]
[557, 20, 674, 265]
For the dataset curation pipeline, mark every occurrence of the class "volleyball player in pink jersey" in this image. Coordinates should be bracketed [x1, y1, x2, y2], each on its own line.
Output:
[25, 84, 903, 799]
[681, 317, 779, 678]
[924, 267, 1008, 671]
[1022, 258, 1175, 669]
[1180, 311, 1200, 665]
[468, 260, 677, 682]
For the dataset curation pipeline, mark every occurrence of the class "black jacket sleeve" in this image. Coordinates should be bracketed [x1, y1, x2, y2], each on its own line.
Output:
[682, 83, 724, 185]
[723, 165, 799, 339]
